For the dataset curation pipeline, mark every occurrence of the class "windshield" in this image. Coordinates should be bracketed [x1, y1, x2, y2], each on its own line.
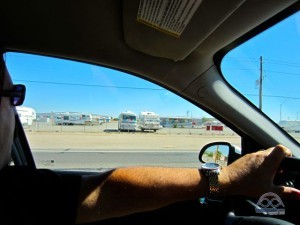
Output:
[221, 11, 300, 145]
[122, 115, 137, 121]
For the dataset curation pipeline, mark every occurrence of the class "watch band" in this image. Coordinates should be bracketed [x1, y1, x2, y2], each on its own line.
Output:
[201, 162, 221, 202]
[205, 169, 220, 200]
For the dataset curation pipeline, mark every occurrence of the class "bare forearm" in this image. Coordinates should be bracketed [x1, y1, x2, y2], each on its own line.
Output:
[76, 167, 208, 223]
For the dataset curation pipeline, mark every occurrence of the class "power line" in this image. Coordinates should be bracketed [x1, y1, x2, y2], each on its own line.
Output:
[244, 93, 300, 100]
[222, 68, 300, 76]
[264, 59, 300, 67]
[263, 70, 300, 76]
[14, 79, 165, 91]
[224, 57, 300, 67]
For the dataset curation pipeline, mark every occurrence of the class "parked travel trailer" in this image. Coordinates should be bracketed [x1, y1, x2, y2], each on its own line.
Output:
[54, 112, 95, 125]
[16, 106, 37, 126]
[118, 111, 137, 131]
[139, 111, 161, 132]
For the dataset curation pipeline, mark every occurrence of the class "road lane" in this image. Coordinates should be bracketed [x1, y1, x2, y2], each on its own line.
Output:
[32, 150, 201, 169]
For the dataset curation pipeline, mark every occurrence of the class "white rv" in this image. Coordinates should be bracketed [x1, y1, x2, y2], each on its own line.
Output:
[16, 106, 37, 126]
[139, 111, 161, 132]
[118, 111, 137, 131]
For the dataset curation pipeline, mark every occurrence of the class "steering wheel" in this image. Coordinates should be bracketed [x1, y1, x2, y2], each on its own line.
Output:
[198, 142, 300, 225]
[225, 157, 300, 225]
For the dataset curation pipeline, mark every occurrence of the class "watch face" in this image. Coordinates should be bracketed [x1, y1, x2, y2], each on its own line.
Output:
[202, 162, 220, 170]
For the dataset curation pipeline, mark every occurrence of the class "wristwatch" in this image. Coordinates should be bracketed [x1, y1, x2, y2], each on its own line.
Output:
[200, 162, 221, 201]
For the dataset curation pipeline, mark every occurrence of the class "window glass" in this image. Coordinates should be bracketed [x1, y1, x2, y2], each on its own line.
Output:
[221, 12, 300, 144]
[6, 52, 240, 170]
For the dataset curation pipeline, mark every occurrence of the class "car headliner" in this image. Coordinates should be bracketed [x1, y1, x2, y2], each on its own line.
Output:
[0, 0, 300, 154]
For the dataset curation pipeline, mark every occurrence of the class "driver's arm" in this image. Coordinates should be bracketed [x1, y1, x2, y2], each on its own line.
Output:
[75, 145, 300, 224]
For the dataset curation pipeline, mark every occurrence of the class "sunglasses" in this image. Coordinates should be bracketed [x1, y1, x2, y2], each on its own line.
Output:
[0, 84, 26, 106]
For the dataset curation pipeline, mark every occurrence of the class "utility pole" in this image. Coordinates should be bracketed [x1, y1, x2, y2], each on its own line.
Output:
[259, 56, 263, 110]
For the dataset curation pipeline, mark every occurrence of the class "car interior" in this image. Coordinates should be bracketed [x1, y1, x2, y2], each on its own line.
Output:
[1, 0, 300, 224]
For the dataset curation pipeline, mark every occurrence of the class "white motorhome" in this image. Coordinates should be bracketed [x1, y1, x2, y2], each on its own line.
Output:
[118, 111, 137, 131]
[139, 111, 161, 132]
[16, 106, 37, 126]
[54, 112, 93, 125]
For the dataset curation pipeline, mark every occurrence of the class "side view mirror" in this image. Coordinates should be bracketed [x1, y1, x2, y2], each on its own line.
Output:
[199, 141, 241, 166]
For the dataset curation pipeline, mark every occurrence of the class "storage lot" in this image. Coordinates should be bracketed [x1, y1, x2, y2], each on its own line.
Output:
[24, 121, 241, 151]
[25, 121, 237, 135]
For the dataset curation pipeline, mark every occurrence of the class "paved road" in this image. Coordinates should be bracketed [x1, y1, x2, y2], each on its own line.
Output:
[32, 150, 201, 170]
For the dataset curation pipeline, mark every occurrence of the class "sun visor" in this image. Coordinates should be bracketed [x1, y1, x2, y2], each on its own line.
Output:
[123, 0, 246, 61]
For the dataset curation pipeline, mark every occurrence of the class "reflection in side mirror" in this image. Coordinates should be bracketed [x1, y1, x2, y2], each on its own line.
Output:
[201, 144, 229, 167]
[199, 141, 241, 166]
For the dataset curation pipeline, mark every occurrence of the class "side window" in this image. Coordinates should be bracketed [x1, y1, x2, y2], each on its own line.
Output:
[6, 52, 240, 170]
[221, 12, 300, 144]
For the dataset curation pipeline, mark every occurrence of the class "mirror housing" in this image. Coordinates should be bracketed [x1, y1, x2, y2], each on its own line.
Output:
[199, 141, 241, 166]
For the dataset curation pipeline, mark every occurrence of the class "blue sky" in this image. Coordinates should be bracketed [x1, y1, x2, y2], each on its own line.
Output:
[5, 11, 300, 122]
[6, 53, 206, 118]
